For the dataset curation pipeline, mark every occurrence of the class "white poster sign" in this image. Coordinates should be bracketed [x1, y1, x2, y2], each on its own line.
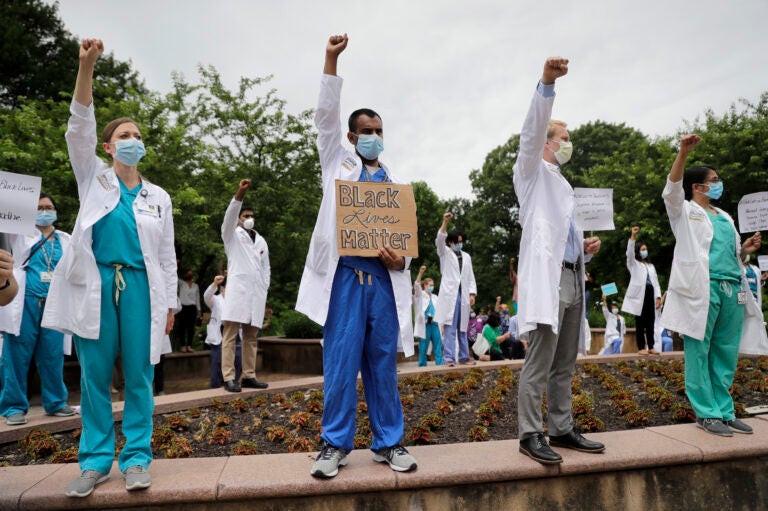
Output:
[758, 255, 768, 272]
[0, 171, 41, 235]
[738, 192, 768, 233]
[573, 188, 614, 231]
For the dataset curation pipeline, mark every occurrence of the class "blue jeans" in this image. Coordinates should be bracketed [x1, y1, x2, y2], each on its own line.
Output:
[442, 293, 469, 363]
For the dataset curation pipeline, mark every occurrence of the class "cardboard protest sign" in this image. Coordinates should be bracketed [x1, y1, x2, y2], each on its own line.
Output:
[336, 180, 418, 257]
[573, 188, 614, 231]
[0, 171, 41, 235]
[601, 282, 619, 296]
[738, 192, 768, 233]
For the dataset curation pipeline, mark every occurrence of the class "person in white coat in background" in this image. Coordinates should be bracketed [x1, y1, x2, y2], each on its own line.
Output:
[435, 212, 477, 367]
[598, 294, 626, 355]
[203, 275, 242, 388]
[0, 194, 74, 427]
[622, 226, 662, 354]
[296, 34, 416, 479]
[512, 56, 605, 466]
[220, 179, 270, 393]
[740, 257, 768, 355]
[413, 265, 443, 367]
[661, 133, 761, 437]
[42, 39, 177, 498]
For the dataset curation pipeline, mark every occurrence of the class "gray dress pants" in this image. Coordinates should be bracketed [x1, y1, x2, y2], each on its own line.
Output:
[518, 266, 583, 440]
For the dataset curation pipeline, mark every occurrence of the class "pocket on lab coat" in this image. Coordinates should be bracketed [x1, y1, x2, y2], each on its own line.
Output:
[626, 283, 644, 299]
[668, 261, 702, 298]
[308, 235, 331, 275]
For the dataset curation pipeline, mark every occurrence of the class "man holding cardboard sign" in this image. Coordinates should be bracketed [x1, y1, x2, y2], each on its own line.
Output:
[296, 33, 417, 479]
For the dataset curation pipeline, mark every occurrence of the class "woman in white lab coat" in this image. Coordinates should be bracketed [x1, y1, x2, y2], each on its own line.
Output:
[739, 258, 768, 355]
[42, 39, 177, 497]
[661, 134, 761, 437]
[621, 226, 662, 354]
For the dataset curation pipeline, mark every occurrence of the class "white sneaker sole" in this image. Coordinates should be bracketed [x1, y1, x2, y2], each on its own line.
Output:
[310, 456, 349, 478]
[696, 422, 733, 437]
[372, 454, 417, 472]
[125, 479, 151, 491]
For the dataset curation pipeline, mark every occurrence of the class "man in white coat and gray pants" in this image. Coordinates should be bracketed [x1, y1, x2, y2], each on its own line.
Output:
[513, 57, 605, 465]
[220, 179, 270, 393]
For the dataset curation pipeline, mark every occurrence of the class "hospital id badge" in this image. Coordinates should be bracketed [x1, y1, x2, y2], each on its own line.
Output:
[40, 271, 53, 283]
[737, 291, 747, 305]
[137, 202, 160, 218]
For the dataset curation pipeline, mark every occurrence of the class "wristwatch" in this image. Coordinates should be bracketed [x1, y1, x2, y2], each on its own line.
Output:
[0, 279, 10, 290]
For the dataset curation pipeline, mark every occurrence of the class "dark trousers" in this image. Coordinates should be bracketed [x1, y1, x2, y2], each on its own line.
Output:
[635, 284, 656, 350]
[175, 305, 197, 347]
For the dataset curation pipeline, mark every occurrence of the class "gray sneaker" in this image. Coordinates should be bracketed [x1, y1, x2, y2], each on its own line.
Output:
[373, 444, 417, 472]
[5, 413, 27, 426]
[124, 465, 151, 491]
[310, 442, 349, 478]
[696, 418, 733, 437]
[47, 406, 76, 417]
[725, 418, 754, 434]
[65, 470, 109, 498]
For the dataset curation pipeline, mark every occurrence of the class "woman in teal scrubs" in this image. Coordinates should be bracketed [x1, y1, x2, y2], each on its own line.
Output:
[43, 39, 177, 498]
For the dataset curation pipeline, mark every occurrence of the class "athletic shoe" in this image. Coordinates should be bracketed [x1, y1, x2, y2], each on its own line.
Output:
[124, 465, 151, 491]
[65, 470, 109, 498]
[5, 413, 27, 426]
[47, 406, 76, 417]
[725, 418, 754, 434]
[373, 444, 418, 472]
[696, 418, 733, 437]
[311, 442, 349, 478]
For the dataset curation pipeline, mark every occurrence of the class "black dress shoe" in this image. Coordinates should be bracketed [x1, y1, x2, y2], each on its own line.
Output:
[241, 378, 269, 389]
[223, 380, 241, 393]
[519, 433, 563, 465]
[549, 430, 605, 453]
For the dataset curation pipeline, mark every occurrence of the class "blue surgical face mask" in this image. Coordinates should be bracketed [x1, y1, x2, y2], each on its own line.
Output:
[427, 285, 434, 293]
[704, 181, 723, 200]
[452, 243, 462, 252]
[36, 210, 57, 226]
[114, 138, 146, 166]
[355, 134, 384, 161]
[611, 308, 619, 315]
[640, 250, 649, 259]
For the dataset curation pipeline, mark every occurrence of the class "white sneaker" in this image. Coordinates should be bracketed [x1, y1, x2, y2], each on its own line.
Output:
[310, 442, 349, 478]
[124, 465, 151, 491]
[373, 444, 417, 472]
[65, 470, 109, 498]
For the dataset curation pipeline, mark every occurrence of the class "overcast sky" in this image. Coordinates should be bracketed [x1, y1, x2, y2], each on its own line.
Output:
[51, 0, 768, 200]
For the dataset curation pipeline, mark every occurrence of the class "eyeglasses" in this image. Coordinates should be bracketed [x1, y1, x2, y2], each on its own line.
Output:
[37, 206, 56, 211]
[703, 178, 722, 184]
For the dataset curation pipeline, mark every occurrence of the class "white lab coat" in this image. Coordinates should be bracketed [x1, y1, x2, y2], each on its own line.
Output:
[599, 305, 626, 354]
[512, 87, 588, 352]
[203, 284, 224, 346]
[412, 281, 439, 339]
[434, 230, 476, 332]
[0, 230, 73, 355]
[41, 100, 177, 365]
[220, 198, 270, 327]
[621, 239, 661, 316]
[295, 74, 414, 356]
[740, 264, 768, 354]
[660, 178, 760, 342]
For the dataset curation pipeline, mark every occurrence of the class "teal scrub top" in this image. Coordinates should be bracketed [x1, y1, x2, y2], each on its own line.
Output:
[25, 232, 62, 298]
[92, 179, 146, 269]
[706, 211, 741, 283]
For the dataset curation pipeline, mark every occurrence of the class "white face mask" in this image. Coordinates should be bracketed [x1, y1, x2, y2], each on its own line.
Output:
[611, 308, 619, 315]
[242, 218, 254, 230]
[550, 140, 573, 165]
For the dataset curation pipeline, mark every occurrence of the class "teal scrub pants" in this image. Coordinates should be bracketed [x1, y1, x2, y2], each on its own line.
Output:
[74, 263, 154, 473]
[683, 279, 744, 421]
[0, 295, 68, 416]
[417, 322, 443, 366]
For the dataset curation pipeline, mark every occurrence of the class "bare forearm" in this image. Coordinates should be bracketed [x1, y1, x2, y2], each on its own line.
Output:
[74, 61, 95, 107]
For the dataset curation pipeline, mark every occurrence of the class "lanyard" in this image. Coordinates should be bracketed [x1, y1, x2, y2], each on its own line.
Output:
[39, 235, 55, 271]
[21, 230, 55, 268]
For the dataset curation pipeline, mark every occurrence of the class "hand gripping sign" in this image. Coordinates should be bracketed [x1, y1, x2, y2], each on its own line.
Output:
[335, 180, 419, 257]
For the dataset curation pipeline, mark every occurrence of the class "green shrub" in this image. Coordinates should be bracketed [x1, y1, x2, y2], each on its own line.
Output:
[281, 310, 322, 339]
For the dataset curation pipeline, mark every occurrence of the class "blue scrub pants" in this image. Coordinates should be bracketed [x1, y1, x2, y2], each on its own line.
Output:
[417, 322, 444, 366]
[74, 264, 154, 474]
[442, 293, 470, 364]
[606, 337, 623, 354]
[0, 295, 68, 416]
[321, 264, 403, 453]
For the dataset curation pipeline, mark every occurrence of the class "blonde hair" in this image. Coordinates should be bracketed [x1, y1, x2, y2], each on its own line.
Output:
[547, 120, 568, 139]
[421, 278, 433, 289]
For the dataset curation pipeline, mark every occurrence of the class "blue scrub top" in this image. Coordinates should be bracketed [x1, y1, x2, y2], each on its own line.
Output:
[92, 179, 146, 269]
[25, 232, 62, 298]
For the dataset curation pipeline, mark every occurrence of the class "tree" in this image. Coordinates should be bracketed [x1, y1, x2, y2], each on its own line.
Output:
[410, 180, 444, 284]
[0, 0, 144, 107]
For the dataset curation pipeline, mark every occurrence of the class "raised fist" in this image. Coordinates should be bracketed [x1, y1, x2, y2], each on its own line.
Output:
[79, 38, 104, 64]
[679, 134, 701, 153]
[419, 265, 427, 272]
[443, 212, 453, 222]
[326, 34, 348, 56]
[542, 56, 569, 84]
[631, 226, 640, 235]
